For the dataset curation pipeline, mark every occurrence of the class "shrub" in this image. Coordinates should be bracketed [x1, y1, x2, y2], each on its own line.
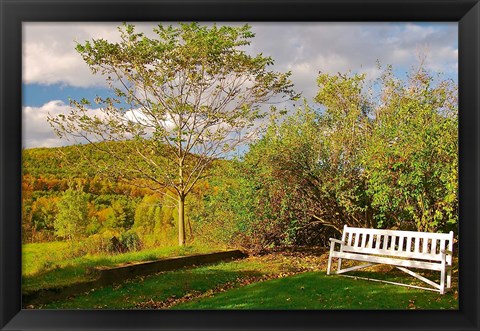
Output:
[79, 234, 110, 255]
[119, 230, 142, 252]
[74, 230, 121, 255]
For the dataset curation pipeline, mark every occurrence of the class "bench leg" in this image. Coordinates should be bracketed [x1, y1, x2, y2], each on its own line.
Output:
[327, 254, 332, 275]
[440, 254, 447, 294]
[440, 268, 445, 295]
[447, 269, 452, 289]
[327, 243, 334, 275]
[337, 258, 343, 273]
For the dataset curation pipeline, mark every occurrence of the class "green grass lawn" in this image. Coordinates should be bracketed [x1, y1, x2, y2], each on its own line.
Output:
[174, 271, 458, 310]
[22, 241, 220, 293]
[40, 254, 298, 309]
[36, 252, 458, 310]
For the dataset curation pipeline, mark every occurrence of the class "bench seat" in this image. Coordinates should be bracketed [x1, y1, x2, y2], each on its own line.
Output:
[327, 225, 454, 294]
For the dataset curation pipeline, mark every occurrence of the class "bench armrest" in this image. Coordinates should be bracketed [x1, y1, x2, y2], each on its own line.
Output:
[329, 238, 343, 245]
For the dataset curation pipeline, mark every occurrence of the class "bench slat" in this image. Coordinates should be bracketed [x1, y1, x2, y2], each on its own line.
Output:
[343, 226, 453, 240]
[361, 233, 367, 248]
[406, 236, 412, 252]
[431, 239, 438, 254]
[440, 239, 446, 259]
[397, 236, 404, 252]
[367, 233, 373, 248]
[414, 237, 420, 254]
[389, 235, 396, 251]
[422, 238, 428, 253]
[340, 245, 444, 261]
[354, 232, 360, 247]
[328, 226, 454, 294]
[378, 234, 385, 250]
[340, 227, 453, 261]
[331, 251, 444, 271]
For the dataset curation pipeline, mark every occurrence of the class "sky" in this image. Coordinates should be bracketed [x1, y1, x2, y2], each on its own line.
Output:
[22, 22, 458, 149]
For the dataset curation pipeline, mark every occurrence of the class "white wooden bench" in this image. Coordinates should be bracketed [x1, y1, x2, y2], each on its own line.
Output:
[327, 225, 454, 294]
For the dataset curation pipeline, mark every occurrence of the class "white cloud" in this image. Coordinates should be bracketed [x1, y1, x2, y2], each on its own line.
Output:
[22, 22, 458, 148]
[22, 100, 105, 148]
[23, 100, 66, 147]
[245, 22, 457, 99]
[24, 24, 100, 87]
[23, 22, 457, 91]
[22, 22, 157, 87]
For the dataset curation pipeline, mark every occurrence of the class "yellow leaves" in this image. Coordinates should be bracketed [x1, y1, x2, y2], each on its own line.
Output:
[408, 299, 416, 309]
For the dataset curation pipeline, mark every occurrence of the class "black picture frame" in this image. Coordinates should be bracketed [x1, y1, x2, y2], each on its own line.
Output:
[1, 0, 479, 330]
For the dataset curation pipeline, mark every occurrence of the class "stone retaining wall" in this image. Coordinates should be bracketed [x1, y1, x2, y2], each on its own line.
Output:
[23, 249, 247, 306]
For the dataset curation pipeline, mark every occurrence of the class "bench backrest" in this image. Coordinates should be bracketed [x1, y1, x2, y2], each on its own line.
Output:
[340, 225, 454, 263]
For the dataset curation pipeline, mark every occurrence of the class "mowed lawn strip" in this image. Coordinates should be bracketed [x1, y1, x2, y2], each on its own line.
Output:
[173, 271, 458, 310]
[39, 252, 457, 310]
[22, 242, 222, 292]
[41, 254, 314, 309]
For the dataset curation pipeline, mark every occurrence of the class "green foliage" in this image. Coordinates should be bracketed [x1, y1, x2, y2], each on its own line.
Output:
[50, 22, 298, 246]
[30, 196, 58, 239]
[191, 160, 260, 249]
[133, 194, 178, 247]
[68, 229, 140, 256]
[362, 67, 458, 232]
[77, 230, 121, 255]
[134, 195, 163, 235]
[103, 197, 136, 230]
[210, 64, 458, 248]
[120, 230, 142, 251]
[54, 186, 89, 241]
[23, 55, 457, 253]
[238, 104, 354, 247]
[85, 217, 101, 235]
[22, 144, 152, 243]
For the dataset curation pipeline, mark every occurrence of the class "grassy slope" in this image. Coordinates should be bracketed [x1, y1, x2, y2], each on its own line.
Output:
[40, 255, 293, 309]
[38, 253, 457, 310]
[174, 271, 458, 310]
[22, 242, 219, 292]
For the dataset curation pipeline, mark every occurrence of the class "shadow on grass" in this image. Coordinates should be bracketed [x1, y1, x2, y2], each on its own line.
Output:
[41, 267, 264, 309]
[23, 259, 112, 293]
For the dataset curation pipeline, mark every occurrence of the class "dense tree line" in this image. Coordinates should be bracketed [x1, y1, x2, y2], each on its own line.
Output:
[23, 144, 165, 244]
[22, 143, 208, 248]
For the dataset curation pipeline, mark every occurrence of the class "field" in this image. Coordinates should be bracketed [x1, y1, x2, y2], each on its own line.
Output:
[22, 241, 220, 292]
[175, 272, 458, 310]
[24, 246, 458, 310]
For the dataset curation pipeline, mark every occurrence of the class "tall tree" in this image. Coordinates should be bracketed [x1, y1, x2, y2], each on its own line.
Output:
[54, 186, 89, 241]
[48, 23, 297, 246]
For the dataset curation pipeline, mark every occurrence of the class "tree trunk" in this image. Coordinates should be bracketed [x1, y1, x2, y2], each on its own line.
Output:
[178, 194, 186, 246]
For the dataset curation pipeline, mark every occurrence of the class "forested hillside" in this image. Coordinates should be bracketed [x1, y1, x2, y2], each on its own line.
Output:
[23, 142, 180, 246]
